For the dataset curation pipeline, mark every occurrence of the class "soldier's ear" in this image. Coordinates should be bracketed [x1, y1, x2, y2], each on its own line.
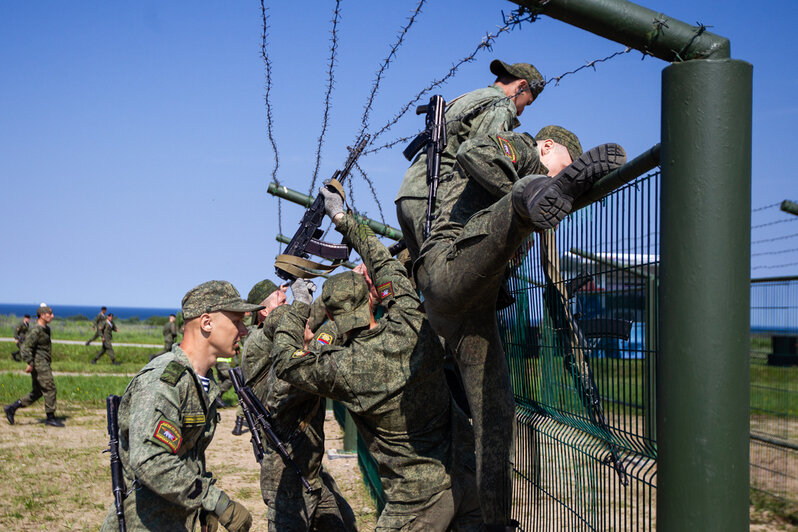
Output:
[200, 314, 213, 333]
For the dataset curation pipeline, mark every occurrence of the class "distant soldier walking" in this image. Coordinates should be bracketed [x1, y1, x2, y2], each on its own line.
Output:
[85, 306, 107, 345]
[150, 313, 178, 361]
[4, 304, 64, 427]
[10, 313, 30, 361]
[92, 313, 120, 365]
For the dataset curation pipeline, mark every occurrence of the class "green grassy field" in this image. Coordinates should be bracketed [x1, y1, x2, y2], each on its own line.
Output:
[0, 314, 165, 344]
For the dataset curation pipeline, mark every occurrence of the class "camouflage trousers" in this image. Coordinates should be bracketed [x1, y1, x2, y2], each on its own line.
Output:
[395, 197, 427, 262]
[415, 176, 545, 525]
[20, 363, 57, 415]
[86, 329, 101, 344]
[261, 467, 357, 532]
[93, 341, 116, 363]
[376, 453, 482, 532]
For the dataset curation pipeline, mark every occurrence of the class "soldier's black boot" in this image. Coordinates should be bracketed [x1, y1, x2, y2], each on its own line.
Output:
[522, 143, 626, 230]
[4, 400, 21, 425]
[11, 350, 21, 362]
[483, 520, 520, 531]
[232, 416, 247, 436]
[45, 413, 65, 427]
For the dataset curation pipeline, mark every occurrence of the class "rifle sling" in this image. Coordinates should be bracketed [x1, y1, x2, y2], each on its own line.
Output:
[274, 255, 342, 279]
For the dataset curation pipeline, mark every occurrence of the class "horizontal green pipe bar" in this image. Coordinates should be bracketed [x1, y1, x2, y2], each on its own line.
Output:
[750, 275, 798, 284]
[510, 0, 730, 61]
[750, 432, 798, 452]
[781, 200, 798, 216]
[275, 234, 359, 270]
[268, 182, 404, 241]
[573, 143, 660, 211]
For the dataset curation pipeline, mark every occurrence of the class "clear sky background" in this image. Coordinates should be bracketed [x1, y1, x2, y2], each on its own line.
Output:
[1, 0, 796, 308]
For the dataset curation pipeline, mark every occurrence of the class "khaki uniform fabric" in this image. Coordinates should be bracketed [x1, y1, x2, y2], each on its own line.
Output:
[86, 312, 106, 343]
[101, 347, 224, 531]
[11, 318, 29, 361]
[19, 323, 57, 415]
[395, 85, 519, 260]
[152, 321, 178, 359]
[272, 214, 481, 532]
[93, 319, 118, 363]
[240, 306, 356, 532]
[414, 131, 548, 524]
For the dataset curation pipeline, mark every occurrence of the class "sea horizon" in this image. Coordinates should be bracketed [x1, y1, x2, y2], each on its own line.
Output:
[0, 302, 179, 320]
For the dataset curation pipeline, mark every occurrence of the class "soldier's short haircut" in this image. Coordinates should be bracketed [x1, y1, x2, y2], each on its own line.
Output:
[101, 306, 107, 311]
[108, 313, 114, 318]
[24, 314, 30, 319]
[169, 313, 176, 318]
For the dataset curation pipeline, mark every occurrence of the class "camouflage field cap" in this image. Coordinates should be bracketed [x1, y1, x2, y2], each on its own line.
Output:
[535, 125, 583, 163]
[182, 280, 264, 320]
[37, 304, 53, 317]
[490, 59, 545, 99]
[321, 271, 371, 334]
[247, 279, 279, 305]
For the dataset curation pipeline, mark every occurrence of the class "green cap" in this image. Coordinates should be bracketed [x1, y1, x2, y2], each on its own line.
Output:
[37, 304, 53, 317]
[535, 125, 583, 163]
[247, 279, 279, 305]
[262, 304, 292, 337]
[182, 280, 264, 320]
[490, 60, 545, 99]
[321, 271, 371, 334]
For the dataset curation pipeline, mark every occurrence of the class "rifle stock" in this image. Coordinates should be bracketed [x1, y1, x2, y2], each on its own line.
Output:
[422, 95, 446, 241]
[105, 394, 127, 532]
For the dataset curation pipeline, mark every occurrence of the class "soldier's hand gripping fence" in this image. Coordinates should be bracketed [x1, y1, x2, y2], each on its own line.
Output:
[105, 395, 127, 532]
[275, 135, 370, 281]
[540, 234, 629, 486]
[228, 368, 312, 492]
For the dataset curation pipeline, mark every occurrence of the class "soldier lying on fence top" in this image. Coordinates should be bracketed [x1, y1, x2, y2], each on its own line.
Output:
[271, 189, 483, 531]
[99, 280, 261, 532]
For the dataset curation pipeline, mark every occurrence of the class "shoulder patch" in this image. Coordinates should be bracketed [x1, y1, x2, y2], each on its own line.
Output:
[160, 360, 187, 386]
[496, 135, 517, 163]
[377, 281, 394, 299]
[316, 333, 333, 345]
[291, 348, 310, 359]
[154, 420, 182, 453]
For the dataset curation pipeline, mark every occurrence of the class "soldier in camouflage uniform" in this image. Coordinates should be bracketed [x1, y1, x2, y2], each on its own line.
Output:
[100, 280, 261, 532]
[395, 59, 544, 261]
[150, 314, 178, 361]
[85, 306, 107, 345]
[412, 126, 626, 529]
[10, 313, 30, 362]
[240, 295, 357, 531]
[4, 305, 63, 427]
[273, 191, 482, 532]
[92, 313, 120, 365]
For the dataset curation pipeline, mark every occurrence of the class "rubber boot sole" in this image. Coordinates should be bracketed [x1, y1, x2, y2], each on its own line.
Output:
[527, 143, 626, 230]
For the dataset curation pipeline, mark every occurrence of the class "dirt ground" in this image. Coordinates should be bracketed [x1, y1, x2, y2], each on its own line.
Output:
[0, 405, 376, 531]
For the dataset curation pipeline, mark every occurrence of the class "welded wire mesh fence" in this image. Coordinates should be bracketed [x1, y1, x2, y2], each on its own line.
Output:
[750, 276, 798, 503]
[499, 172, 660, 530]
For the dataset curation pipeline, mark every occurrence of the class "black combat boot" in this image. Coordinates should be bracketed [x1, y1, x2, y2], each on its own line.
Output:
[112, 360, 122, 366]
[4, 400, 21, 425]
[45, 413, 65, 427]
[11, 351, 21, 362]
[232, 416, 247, 436]
[483, 520, 520, 531]
[523, 143, 626, 230]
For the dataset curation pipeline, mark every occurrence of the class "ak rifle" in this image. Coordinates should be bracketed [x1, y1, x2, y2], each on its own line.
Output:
[105, 394, 127, 532]
[275, 135, 370, 281]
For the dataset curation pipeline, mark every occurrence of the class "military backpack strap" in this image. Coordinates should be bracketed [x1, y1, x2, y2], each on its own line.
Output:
[160, 360, 188, 386]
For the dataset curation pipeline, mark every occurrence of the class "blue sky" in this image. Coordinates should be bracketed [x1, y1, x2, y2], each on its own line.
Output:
[1, 0, 796, 307]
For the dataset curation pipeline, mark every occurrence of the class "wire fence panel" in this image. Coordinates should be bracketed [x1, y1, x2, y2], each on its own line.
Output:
[750, 276, 798, 503]
[499, 172, 660, 531]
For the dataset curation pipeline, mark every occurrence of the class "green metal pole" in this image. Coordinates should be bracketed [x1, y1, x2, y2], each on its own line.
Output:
[268, 182, 404, 241]
[660, 59, 752, 530]
[509, 0, 729, 61]
[781, 200, 798, 216]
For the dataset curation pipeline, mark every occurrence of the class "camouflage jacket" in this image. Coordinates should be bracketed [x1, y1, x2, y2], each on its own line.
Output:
[395, 84, 519, 203]
[273, 214, 468, 504]
[93, 312, 106, 330]
[163, 321, 178, 344]
[14, 319, 29, 343]
[101, 347, 223, 531]
[240, 304, 329, 493]
[101, 319, 118, 342]
[20, 323, 51, 367]
[420, 130, 546, 257]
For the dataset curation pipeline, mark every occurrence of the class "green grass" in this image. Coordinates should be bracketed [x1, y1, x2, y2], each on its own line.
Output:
[0, 342, 158, 374]
[0, 373, 132, 406]
[0, 314, 165, 344]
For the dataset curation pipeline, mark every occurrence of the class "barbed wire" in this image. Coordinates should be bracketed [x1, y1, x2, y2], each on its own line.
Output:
[308, 0, 342, 195]
[752, 261, 798, 270]
[546, 47, 632, 87]
[752, 218, 798, 230]
[752, 248, 798, 257]
[365, 6, 541, 152]
[353, 161, 386, 224]
[752, 233, 798, 245]
[752, 202, 782, 213]
[260, 0, 282, 244]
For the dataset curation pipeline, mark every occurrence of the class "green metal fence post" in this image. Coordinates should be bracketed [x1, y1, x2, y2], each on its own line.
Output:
[343, 410, 358, 453]
[644, 276, 658, 442]
[660, 58, 752, 530]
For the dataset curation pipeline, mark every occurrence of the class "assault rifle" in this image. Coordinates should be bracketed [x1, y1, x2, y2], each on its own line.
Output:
[105, 394, 127, 532]
[540, 234, 629, 486]
[228, 367, 312, 492]
[275, 135, 370, 281]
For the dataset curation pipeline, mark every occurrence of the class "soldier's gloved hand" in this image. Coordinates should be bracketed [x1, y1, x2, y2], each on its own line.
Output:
[291, 279, 317, 306]
[320, 185, 345, 221]
[200, 509, 218, 532]
[214, 494, 252, 532]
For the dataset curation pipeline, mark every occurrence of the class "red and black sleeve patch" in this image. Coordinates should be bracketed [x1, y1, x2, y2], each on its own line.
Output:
[496, 135, 517, 163]
[378, 281, 394, 299]
[153, 419, 182, 453]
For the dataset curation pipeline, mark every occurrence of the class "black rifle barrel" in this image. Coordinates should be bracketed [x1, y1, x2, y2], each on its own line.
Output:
[106, 394, 127, 532]
[422, 95, 447, 241]
[229, 368, 265, 463]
